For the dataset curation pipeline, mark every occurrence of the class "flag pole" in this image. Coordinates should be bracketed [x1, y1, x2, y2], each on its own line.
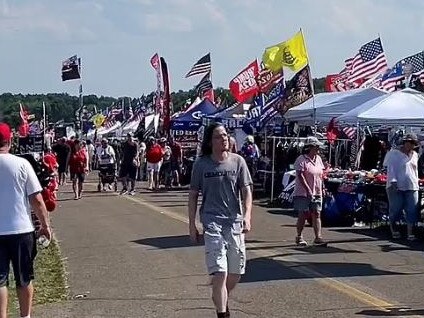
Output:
[300, 28, 316, 133]
[78, 57, 83, 138]
[207, 52, 213, 84]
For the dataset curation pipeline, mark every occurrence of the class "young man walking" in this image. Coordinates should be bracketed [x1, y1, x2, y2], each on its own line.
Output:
[188, 123, 253, 318]
[0, 123, 52, 318]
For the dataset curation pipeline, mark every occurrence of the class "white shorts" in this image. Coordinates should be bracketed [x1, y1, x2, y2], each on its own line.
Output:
[204, 222, 246, 275]
[147, 162, 161, 173]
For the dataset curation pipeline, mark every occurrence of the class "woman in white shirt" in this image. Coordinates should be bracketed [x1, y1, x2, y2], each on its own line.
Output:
[383, 133, 419, 240]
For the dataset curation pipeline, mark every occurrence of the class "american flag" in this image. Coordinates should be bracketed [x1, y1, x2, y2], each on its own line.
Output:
[185, 53, 211, 78]
[345, 38, 388, 84]
[343, 126, 357, 140]
[195, 72, 213, 95]
[379, 52, 424, 92]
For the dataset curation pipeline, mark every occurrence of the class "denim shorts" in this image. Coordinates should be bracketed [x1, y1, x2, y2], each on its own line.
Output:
[386, 187, 419, 224]
[293, 196, 322, 213]
[203, 222, 246, 275]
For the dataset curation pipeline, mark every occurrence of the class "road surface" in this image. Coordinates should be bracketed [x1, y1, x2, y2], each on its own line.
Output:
[35, 179, 424, 317]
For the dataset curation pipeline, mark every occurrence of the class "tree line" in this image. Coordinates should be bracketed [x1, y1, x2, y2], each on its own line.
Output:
[0, 78, 325, 128]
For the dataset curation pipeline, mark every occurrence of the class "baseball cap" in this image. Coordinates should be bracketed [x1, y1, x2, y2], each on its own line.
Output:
[0, 123, 12, 143]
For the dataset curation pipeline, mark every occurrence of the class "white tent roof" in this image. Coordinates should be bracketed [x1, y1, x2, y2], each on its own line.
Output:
[338, 88, 424, 125]
[284, 88, 387, 124]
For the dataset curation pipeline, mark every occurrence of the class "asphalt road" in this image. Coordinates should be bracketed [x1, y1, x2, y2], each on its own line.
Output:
[34, 178, 424, 318]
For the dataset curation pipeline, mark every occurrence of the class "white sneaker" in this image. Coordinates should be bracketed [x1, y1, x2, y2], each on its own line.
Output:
[295, 236, 308, 246]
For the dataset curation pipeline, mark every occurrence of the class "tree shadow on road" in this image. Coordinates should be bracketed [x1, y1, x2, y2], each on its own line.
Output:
[356, 307, 424, 316]
[333, 227, 424, 252]
[132, 236, 278, 250]
[241, 256, 408, 283]
[132, 235, 204, 249]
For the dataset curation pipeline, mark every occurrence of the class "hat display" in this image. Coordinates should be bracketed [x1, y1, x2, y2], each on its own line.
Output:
[304, 136, 324, 147]
[0, 123, 12, 143]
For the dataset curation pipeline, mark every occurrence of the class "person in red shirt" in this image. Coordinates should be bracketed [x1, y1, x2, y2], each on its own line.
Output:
[146, 137, 163, 190]
[69, 139, 88, 200]
[43, 147, 59, 192]
[43, 147, 59, 173]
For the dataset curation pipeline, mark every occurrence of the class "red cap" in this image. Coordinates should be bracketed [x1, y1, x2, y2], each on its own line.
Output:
[0, 123, 12, 143]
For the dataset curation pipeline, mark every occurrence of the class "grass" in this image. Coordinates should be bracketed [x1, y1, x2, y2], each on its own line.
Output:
[8, 239, 68, 315]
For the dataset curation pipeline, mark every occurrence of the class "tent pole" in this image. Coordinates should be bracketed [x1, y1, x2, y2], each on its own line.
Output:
[270, 137, 276, 202]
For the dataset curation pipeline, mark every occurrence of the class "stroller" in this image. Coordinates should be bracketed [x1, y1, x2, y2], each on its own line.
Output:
[97, 153, 118, 192]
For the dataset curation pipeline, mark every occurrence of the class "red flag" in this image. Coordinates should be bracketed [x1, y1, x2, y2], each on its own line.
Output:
[255, 68, 284, 93]
[326, 117, 339, 144]
[325, 74, 347, 92]
[203, 88, 215, 104]
[150, 53, 160, 70]
[150, 53, 162, 114]
[160, 57, 171, 133]
[325, 73, 364, 92]
[229, 60, 260, 103]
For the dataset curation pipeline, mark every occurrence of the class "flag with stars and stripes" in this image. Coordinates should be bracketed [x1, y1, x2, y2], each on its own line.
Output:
[345, 38, 388, 84]
[195, 72, 213, 96]
[343, 126, 357, 140]
[185, 53, 211, 78]
[379, 52, 424, 92]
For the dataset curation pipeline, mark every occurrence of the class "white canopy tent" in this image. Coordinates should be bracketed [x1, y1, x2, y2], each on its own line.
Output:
[87, 121, 122, 138]
[337, 88, 424, 125]
[284, 88, 388, 125]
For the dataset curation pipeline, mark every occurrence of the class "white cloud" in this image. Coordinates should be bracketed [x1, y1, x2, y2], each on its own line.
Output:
[144, 13, 192, 32]
[202, 1, 227, 24]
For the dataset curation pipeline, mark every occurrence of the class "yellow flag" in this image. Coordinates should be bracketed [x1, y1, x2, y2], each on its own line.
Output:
[262, 31, 308, 73]
[93, 114, 106, 128]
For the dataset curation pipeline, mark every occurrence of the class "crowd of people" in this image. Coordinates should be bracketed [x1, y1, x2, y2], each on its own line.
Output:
[47, 133, 185, 199]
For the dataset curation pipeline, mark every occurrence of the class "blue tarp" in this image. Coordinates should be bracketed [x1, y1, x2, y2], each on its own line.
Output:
[284, 88, 388, 124]
[171, 99, 216, 131]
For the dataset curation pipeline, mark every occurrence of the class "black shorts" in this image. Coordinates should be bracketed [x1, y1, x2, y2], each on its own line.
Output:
[58, 163, 67, 174]
[170, 160, 180, 172]
[70, 172, 86, 183]
[0, 232, 37, 288]
[119, 164, 137, 180]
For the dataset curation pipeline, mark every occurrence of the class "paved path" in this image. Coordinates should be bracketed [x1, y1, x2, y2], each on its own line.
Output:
[34, 180, 424, 317]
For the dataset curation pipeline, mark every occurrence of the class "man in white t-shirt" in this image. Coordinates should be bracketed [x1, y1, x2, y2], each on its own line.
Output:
[0, 123, 51, 318]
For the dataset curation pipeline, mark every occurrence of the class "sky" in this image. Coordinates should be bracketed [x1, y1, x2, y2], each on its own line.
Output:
[1, 0, 424, 98]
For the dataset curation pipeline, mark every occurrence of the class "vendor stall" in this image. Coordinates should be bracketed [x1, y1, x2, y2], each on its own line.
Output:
[170, 98, 216, 144]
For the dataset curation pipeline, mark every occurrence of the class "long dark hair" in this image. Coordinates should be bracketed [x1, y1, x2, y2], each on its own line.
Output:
[200, 122, 225, 156]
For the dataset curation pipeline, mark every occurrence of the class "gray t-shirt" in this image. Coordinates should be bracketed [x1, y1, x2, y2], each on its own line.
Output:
[190, 153, 253, 225]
